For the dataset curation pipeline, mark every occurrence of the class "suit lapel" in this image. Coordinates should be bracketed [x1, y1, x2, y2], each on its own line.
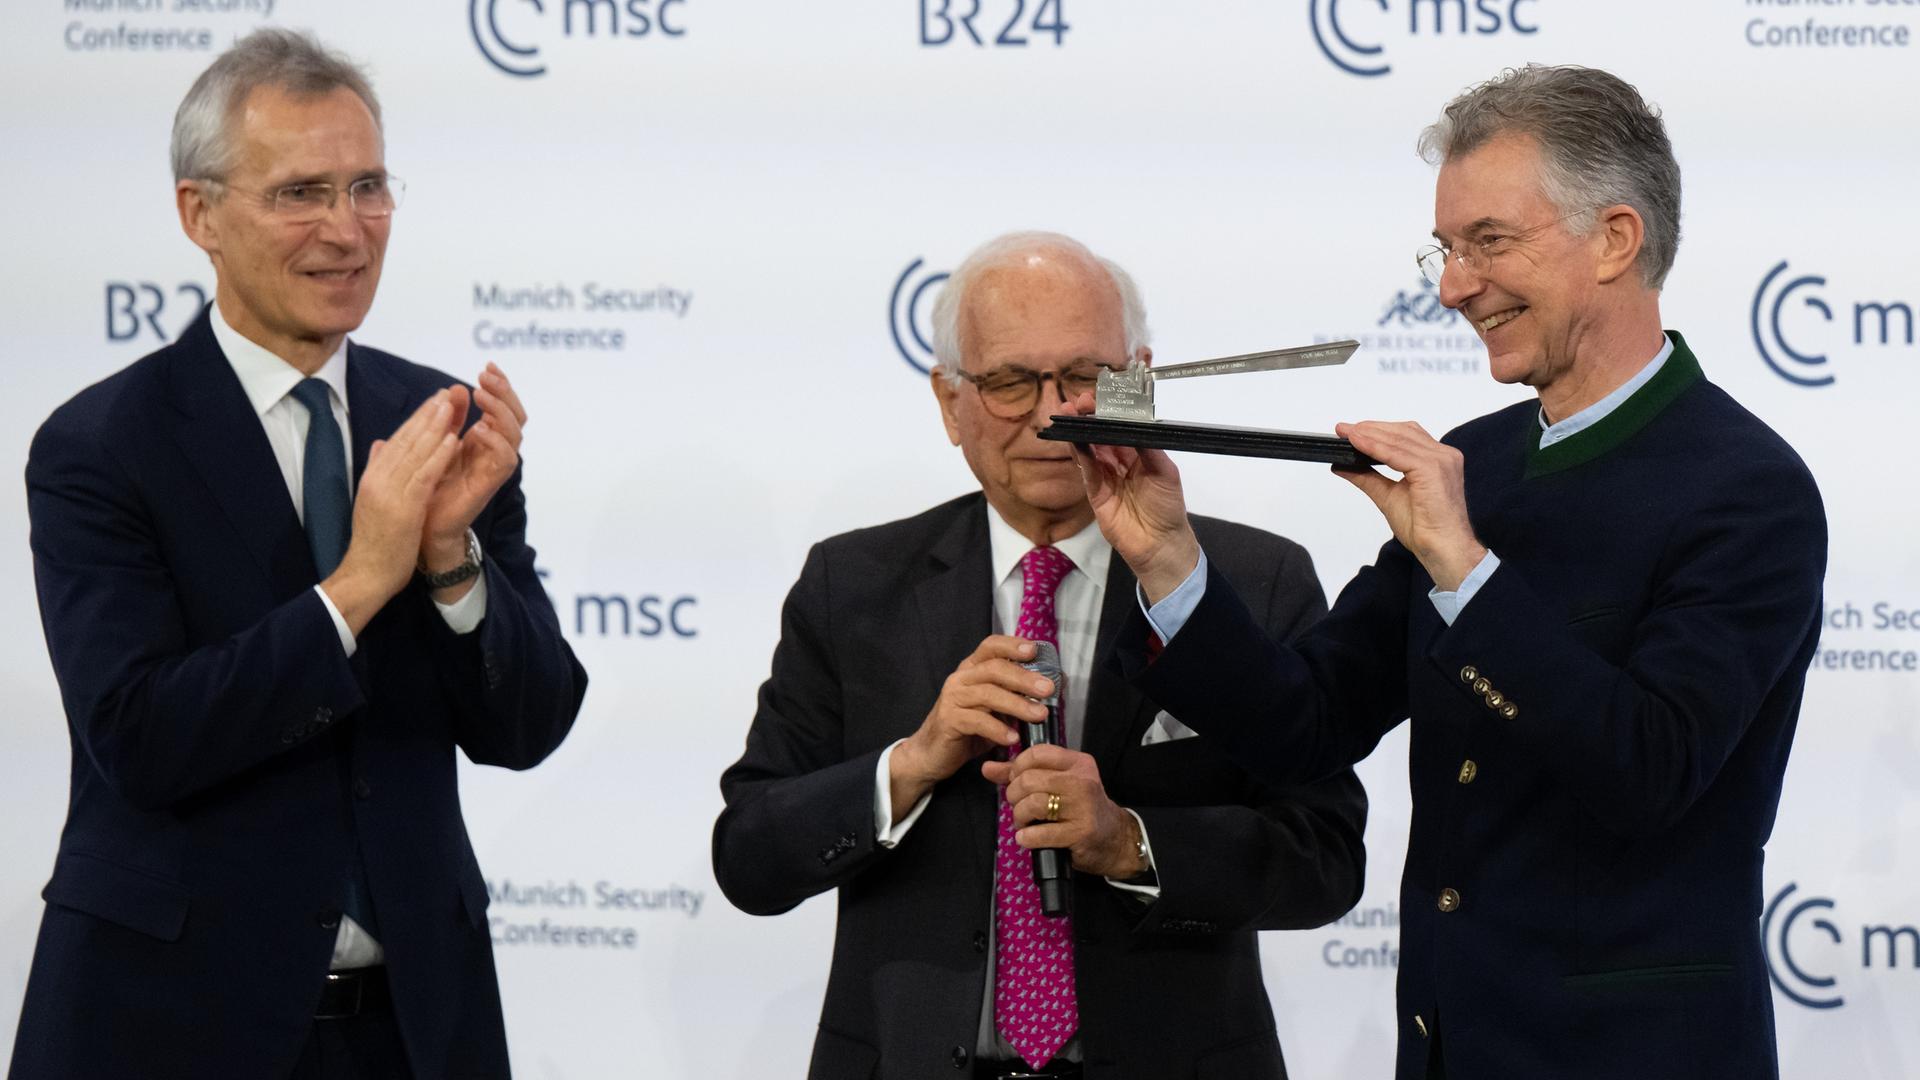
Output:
[913, 496, 994, 686]
[343, 343, 419, 486]
[163, 310, 313, 593]
[1080, 554, 1153, 772]
[913, 496, 999, 874]
[340, 347, 427, 665]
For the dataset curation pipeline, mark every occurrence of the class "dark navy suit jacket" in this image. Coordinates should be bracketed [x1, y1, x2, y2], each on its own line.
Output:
[9, 309, 586, 1080]
[1124, 335, 1827, 1079]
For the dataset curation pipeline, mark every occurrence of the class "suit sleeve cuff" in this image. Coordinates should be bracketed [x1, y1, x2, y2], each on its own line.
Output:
[433, 569, 489, 635]
[873, 739, 933, 848]
[313, 585, 357, 658]
[1428, 550, 1500, 626]
[1138, 549, 1210, 644]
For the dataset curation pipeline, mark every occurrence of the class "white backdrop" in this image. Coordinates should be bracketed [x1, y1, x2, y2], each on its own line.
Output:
[3, 2, 1918, 1076]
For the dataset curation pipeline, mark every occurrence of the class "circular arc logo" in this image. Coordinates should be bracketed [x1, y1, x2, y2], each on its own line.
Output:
[471, 0, 547, 78]
[1751, 260, 1834, 388]
[1310, 0, 1390, 78]
[889, 259, 949, 376]
[1762, 882, 1844, 1010]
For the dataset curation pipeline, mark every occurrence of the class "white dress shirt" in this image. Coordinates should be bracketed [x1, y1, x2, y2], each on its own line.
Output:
[208, 303, 489, 969]
[865, 508, 1162, 1062]
[871, 510, 1157, 885]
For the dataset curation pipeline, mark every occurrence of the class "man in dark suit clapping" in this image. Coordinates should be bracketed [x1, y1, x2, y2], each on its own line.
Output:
[11, 29, 585, 1080]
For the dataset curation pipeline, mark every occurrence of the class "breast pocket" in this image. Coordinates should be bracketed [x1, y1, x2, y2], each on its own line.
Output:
[1139, 709, 1200, 746]
[1122, 737, 1241, 806]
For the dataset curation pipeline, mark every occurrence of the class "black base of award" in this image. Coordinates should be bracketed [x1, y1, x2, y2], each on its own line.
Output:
[1040, 415, 1374, 467]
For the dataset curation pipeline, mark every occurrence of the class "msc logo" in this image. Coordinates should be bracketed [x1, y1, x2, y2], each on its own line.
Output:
[889, 258, 950, 375]
[469, 0, 686, 78]
[574, 593, 697, 638]
[1752, 260, 1915, 388]
[107, 281, 208, 344]
[1762, 882, 1920, 1011]
[1377, 278, 1459, 328]
[1309, 0, 1539, 78]
[535, 569, 698, 638]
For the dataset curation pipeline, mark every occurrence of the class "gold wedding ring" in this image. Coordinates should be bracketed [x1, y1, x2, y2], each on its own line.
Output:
[1044, 793, 1063, 822]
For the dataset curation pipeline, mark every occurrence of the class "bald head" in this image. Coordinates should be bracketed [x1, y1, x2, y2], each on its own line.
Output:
[932, 231, 1149, 381]
[928, 231, 1153, 545]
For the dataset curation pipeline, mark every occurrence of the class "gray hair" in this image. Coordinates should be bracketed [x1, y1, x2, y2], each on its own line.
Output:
[932, 231, 1151, 384]
[171, 28, 382, 184]
[1418, 64, 1681, 289]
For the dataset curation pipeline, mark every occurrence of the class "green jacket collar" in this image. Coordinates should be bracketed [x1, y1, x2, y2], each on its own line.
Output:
[1523, 331, 1702, 479]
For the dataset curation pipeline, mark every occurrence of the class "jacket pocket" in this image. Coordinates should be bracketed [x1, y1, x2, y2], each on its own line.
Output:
[1194, 1029, 1287, 1080]
[1562, 962, 1734, 992]
[806, 1024, 878, 1079]
[42, 850, 191, 942]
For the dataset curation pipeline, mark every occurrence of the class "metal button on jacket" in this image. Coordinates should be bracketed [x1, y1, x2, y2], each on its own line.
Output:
[1437, 888, 1460, 912]
[1457, 760, 1478, 784]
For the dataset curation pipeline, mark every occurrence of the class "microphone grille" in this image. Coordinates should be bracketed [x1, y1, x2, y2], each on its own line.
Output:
[1022, 640, 1062, 702]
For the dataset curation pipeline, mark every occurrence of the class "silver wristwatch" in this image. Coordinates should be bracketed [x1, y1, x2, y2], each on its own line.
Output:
[418, 528, 483, 589]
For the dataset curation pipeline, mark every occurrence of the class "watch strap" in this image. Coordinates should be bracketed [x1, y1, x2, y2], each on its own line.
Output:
[418, 529, 483, 589]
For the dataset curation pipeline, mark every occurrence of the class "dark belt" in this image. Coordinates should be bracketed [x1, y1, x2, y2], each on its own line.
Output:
[974, 1061, 1080, 1080]
[316, 966, 392, 1020]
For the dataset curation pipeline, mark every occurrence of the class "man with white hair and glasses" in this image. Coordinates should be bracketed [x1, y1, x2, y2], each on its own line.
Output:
[10, 29, 584, 1080]
[715, 231, 1366, 1079]
[1062, 66, 1827, 1078]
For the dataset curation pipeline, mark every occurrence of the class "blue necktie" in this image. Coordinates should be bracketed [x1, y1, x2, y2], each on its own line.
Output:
[289, 379, 379, 937]
[290, 379, 350, 578]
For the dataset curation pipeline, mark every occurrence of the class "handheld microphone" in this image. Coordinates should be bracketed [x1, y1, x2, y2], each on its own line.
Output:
[1018, 641, 1072, 917]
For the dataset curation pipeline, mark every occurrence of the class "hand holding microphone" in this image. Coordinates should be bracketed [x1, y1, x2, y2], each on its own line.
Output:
[1016, 642, 1072, 917]
[978, 640, 1152, 915]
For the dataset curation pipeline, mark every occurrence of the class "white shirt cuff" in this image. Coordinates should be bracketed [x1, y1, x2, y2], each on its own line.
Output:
[314, 585, 357, 658]
[1138, 549, 1209, 644]
[433, 571, 488, 635]
[1428, 551, 1501, 626]
[874, 739, 933, 847]
[1104, 807, 1161, 899]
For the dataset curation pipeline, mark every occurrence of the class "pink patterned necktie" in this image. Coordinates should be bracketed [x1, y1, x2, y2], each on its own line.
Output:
[994, 545, 1079, 1068]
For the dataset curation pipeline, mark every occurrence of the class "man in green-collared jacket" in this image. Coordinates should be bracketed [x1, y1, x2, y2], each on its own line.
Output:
[1061, 64, 1827, 1080]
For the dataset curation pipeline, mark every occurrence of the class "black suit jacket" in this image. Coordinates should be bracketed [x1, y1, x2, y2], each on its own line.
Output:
[9, 310, 587, 1080]
[713, 493, 1366, 1080]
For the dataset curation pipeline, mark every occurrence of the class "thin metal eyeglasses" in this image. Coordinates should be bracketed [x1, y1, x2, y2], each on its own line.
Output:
[1415, 206, 1597, 286]
[205, 174, 407, 223]
[952, 361, 1127, 420]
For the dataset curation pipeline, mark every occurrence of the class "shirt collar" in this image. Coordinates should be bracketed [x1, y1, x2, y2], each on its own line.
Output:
[985, 504, 1112, 594]
[1537, 332, 1674, 446]
[208, 300, 351, 420]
